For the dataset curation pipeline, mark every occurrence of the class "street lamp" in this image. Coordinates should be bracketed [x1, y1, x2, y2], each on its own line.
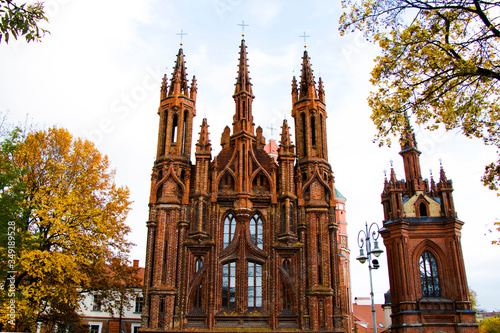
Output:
[357, 222, 384, 333]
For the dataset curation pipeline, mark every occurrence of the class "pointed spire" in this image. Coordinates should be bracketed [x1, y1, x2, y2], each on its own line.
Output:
[196, 118, 211, 154]
[280, 119, 292, 148]
[318, 77, 325, 102]
[439, 161, 448, 182]
[298, 50, 317, 100]
[234, 39, 253, 95]
[168, 48, 190, 96]
[161, 74, 168, 99]
[291, 76, 298, 104]
[401, 113, 417, 150]
[390, 161, 397, 183]
[430, 169, 437, 193]
[190, 75, 197, 101]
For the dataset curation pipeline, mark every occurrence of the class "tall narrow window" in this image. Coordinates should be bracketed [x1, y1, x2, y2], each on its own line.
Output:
[194, 283, 202, 308]
[248, 262, 262, 309]
[182, 111, 188, 155]
[171, 114, 178, 143]
[311, 116, 316, 146]
[419, 202, 427, 217]
[202, 202, 207, 231]
[223, 214, 236, 248]
[242, 145, 246, 191]
[281, 204, 286, 233]
[195, 257, 203, 272]
[242, 100, 246, 118]
[317, 219, 323, 285]
[301, 113, 307, 156]
[320, 114, 325, 157]
[289, 204, 294, 233]
[162, 112, 168, 155]
[420, 250, 440, 297]
[222, 262, 236, 308]
[250, 214, 263, 249]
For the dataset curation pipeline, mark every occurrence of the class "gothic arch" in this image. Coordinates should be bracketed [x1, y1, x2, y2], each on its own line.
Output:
[278, 265, 298, 309]
[415, 194, 430, 218]
[413, 239, 446, 298]
[250, 168, 272, 193]
[187, 265, 207, 308]
[153, 164, 186, 203]
[301, 166, 332, 202]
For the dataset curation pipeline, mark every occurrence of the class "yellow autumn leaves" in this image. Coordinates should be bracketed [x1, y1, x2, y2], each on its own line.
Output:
[0, 127, 133, 331]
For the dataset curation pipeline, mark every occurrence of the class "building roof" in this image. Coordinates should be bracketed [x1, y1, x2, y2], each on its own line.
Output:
[335, 188, 346, 202]
[352, 301, 387, 333]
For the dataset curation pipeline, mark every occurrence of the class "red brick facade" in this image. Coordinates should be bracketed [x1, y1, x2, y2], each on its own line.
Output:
[140, 40, 352, 332]
[380, 124, 478, 332]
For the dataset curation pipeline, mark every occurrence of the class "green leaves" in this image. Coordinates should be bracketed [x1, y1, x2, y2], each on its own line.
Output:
[0, 1, 48, 44]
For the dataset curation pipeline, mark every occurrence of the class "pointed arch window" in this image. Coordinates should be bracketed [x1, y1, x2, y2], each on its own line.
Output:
[222, 262, 236, 309]
[195, 257, 203, 272]
[301, 113, 307, 156]
[281, 204, 286, 233]
[420, 250, 440, 297]
[249, 214, 263, 249]
[202, 202, 207, 231]
[182, 110, 188, 155]
[171, 114, 178, 143]
[289, 204, 294, 233]
[311, 115, 316, 146]
[419, 202, 428, 217]
[248, 262, 262, 309]
[223, 214, 236, 248]
[282, 259, 291, 310]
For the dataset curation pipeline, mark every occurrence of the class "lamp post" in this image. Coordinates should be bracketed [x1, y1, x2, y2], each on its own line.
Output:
[356, 222, 384, 333]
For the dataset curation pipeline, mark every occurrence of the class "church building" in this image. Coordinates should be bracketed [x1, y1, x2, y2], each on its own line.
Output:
[140, 38, 352, 332]
[380, 124, 478, 332]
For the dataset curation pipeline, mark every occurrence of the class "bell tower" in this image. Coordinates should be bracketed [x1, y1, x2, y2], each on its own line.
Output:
[380, 122, 477, 332]
[290, 48, 347, 332]
[142, 46, 197, 330]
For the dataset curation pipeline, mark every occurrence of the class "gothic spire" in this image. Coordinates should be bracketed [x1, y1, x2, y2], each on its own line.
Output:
[318, 77, 325, 102]
[279, 119, 292, 149]
[168, 48, 190, 96]
[401, 114, 417, 150]
[190, 75, 197, 101]
[291, 75, 298, 104]
[161, 74, 168, 99]
[232, 39, 255, 135]
[234, 39, 253, 96]
[298, 50, 317, 100]
[439, 162, 448, 183]
[196, 118, 211, 154]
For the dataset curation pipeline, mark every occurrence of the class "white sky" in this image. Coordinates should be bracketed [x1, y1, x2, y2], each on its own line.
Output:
[1, 0, 499, 311]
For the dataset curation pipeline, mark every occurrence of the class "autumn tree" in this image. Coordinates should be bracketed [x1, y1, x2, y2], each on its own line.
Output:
[479, 316, 500, 333]
[0, 127, 133, 331]
[0, 1, 48, 43]
[339, 0, 500, 192]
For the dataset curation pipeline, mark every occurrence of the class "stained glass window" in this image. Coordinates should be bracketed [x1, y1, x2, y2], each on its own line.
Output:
[420, 250, 440, 297]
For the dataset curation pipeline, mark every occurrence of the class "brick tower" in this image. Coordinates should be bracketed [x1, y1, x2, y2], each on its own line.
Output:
[380, 122, 477, 332]
[141, 39, 352, 332]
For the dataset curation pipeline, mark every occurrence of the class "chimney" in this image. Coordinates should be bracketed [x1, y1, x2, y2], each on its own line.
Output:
[133, 259, 139, 268]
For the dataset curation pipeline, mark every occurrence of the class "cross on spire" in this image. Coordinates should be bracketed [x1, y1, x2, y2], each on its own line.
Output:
[176, 29, 188, 46]
[238, 20, 249, 37]
[300, 31, 310, 48]
[267, 123, 276, 141]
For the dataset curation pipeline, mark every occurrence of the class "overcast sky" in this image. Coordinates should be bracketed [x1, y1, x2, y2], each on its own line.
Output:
[1, 0, 498, 311]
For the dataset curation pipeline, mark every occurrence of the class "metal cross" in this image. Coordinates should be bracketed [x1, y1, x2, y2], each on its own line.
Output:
[267, 123, 276, 140]
[300, 31, 310, 48]
[238, 20, 249, 37]
[176, 29, 188, 46]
